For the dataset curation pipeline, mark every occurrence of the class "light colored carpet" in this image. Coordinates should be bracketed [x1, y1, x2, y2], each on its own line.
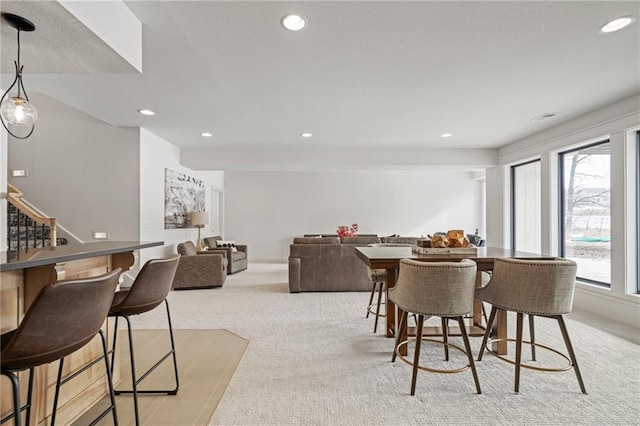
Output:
[132, 263, 640, 425]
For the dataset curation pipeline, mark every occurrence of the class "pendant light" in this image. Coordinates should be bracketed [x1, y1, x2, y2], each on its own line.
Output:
[1, 13, 37, 140]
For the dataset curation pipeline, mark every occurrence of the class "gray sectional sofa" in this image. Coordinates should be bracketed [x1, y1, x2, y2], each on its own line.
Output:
[288, 235, 421, 293]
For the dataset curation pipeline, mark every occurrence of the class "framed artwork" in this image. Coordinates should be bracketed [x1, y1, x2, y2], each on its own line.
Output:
[164, 168, 205, 229]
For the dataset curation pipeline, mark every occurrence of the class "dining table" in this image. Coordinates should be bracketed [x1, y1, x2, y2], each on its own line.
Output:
[355, 246, 555, 355]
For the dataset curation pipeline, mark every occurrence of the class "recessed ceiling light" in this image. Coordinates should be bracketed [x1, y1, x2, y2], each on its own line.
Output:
[300, 132, 312, 138]
[201, 132, 213, 137]
[600, 16, 636, 33]
[441, 133, 452, 138]
[138, 109, 155, 116]
[282, 14, 306, 31]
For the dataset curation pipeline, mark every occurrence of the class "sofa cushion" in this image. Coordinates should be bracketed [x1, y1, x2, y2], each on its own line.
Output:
[380, 236, 420, 245]
[177, 241, 198, 256]
[232, 251, 247, 261]
[340, 236, 381, 245]
[293, 237, 340, 245]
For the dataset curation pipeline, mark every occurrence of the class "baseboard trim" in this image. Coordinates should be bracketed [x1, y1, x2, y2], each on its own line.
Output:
[574, 286, 640, 328]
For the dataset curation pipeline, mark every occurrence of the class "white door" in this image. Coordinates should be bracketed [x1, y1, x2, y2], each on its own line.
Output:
[210, 188, 223, 237]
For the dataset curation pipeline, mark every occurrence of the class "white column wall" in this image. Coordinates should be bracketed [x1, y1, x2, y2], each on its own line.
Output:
[485, 166, 510, 249]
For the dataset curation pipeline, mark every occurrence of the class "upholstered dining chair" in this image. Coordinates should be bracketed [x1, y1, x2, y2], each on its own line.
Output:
[1, 269, 121, 426]
[108, 255, 180, 426]
[475, 258, 587, 394]
[365, 243, 414, 333]
[389, 259, 481, 396]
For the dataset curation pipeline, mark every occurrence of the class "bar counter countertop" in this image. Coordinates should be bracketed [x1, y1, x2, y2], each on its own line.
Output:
[0, 240, 163, 271]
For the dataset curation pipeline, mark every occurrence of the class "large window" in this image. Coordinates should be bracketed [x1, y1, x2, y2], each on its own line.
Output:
[511, 159, 541, 253]
[560, 140, 611, 287]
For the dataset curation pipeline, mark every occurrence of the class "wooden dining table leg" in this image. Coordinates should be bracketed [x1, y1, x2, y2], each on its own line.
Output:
[385, 267, 397, 338]
[473, 270, 484, 327]
[473, 263, 507, 355]
[385, 268, 408, 356]
[492, 309, 508, 355]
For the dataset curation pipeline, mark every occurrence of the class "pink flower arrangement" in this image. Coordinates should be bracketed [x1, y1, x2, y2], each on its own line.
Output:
[336, 223, 359, 238]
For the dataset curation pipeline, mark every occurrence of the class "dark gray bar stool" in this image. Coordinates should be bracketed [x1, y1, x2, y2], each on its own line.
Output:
[108, 255, 180, 426]
[0, 269, 122, 426]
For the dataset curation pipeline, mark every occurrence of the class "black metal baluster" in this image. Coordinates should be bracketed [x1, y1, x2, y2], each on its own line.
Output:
[18, 211, 22, 251]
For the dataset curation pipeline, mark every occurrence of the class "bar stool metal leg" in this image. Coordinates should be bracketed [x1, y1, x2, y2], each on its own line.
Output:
[391, 310, 409, 363]
[52, 330, 118, 426]
[110, 299, 180, 426]
[366, 282, 376, 318]
[529, 314, 536, 361]
[0, 369, 22, 426]
[515, 312, 525, 394]
[441, 317, 449, 361]
[477, 306, 498, 361]
[557, 315, 588, 394]
[457, 317, 481, 394]
[1, 367, 36, 426]
[410, 315, 425, 396]
[373, 282, 384, 333]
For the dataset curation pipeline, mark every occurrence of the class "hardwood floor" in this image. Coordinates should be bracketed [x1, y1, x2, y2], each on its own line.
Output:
[73, 329, 247, 426]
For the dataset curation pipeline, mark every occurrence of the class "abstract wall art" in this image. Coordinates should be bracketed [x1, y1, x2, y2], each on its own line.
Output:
[164, 168, 205, 229]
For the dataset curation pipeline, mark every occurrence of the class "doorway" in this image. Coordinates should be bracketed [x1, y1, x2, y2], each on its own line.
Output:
[211, 187, 223, 237]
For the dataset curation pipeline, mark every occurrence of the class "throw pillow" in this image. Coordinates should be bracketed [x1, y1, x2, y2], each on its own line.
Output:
[216, 240, 238, 252]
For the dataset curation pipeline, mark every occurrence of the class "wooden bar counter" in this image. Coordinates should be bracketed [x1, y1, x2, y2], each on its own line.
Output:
[0, 241, 163, 425]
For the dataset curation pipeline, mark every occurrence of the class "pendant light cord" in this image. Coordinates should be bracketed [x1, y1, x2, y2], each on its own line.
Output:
[15, 28, 23, 98]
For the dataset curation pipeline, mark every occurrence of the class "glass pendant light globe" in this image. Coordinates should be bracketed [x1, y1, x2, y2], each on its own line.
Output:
[0, 96, 38, 127]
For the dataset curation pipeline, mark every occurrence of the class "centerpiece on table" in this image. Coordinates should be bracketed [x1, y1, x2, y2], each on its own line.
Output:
[414, 229, 478, 254]
[336, 223, 358, 238]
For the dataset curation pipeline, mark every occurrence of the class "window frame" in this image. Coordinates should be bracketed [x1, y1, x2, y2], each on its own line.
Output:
[558, 138, 611, 288]
[636, 131, 640, 293]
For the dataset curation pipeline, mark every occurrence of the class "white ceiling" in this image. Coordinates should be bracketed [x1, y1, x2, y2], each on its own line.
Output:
[1, 1, 639, 154]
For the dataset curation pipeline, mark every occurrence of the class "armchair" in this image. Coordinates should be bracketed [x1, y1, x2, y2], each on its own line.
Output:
[173, 241, 227, 289]
[204, 236, 248, 274]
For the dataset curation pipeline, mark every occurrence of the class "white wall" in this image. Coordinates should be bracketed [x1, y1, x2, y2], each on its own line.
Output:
[7, 93, 140, 243]
[224, 170, 485, 262]
[139, 128, 223, 268]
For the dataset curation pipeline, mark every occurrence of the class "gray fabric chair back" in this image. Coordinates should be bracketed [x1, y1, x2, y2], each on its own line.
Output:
[1, 269, 121, 371]
[177, 241, 198, 256]
[476, 258, 577, 315]
[389, 259, 477, 317]
[110, 256, 180, 316]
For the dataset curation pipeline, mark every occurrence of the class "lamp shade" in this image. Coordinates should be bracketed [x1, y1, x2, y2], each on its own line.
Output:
[190, 211, 209, 227]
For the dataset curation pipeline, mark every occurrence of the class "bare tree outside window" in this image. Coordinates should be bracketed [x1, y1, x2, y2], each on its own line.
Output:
[561, 141, 611, 286]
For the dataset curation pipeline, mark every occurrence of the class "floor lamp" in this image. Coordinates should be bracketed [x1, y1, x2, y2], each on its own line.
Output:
[190, 211, 209, 250]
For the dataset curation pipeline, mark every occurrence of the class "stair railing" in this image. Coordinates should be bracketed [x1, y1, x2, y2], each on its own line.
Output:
[6, 183, 57, 251]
